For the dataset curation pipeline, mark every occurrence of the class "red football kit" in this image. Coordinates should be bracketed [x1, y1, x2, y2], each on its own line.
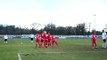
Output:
[52, 36, 58, 47]
[47, 33, 51, 47]
[36, 33, 40, 42]
[91, 33, 96, 47]
[35, 33, 40, 48]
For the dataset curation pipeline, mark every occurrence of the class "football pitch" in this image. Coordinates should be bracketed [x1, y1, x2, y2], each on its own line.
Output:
[0, 38, 107, 60]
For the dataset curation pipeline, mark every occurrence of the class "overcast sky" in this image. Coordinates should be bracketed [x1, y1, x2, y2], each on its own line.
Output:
[0, 0, 107, 31]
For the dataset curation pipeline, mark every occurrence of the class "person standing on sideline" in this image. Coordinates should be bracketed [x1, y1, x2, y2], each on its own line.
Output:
[30, 34, 34, 43]
[102, 30, 107, 48]
[4, 35, 8, 44]
[91, 31, 97, 49]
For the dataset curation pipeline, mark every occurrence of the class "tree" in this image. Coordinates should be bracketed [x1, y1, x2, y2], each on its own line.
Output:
[0, 25, 5, 34]
[56, 26, 66, 35]
[103, 24, 107, 31]
[30, 23, 41, 30]
[76, 23, 86, 35]
[30, 23, 42, 34]
[65, 26, 73, 35]
[44, 23, 56, 34]
[0, 23, 97, 35]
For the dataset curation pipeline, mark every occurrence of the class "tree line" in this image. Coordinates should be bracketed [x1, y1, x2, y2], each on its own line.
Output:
[0, 23, 102, 35]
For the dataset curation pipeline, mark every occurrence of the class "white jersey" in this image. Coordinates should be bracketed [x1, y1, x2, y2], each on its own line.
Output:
[102, 32, 107, 39]
[4, 35, 8, 39]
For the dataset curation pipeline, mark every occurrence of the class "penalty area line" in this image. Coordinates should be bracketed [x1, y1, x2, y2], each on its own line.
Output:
[18, 53, 22, 60]
[19, 52, 68, 55]
[42, 52, 66, 54]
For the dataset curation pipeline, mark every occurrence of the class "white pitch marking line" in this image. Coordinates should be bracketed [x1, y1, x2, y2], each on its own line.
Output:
[43, 52, 66, 53]
[18, 53, 22, 60]
[19, 52, 67, 54]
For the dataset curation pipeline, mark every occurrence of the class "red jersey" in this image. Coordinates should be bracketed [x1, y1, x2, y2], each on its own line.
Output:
[52, 36, 56, 41]
[41, 32, 47, 41]
[36, 33, 39, 39]
[36, 33, 40, 42]
[47, 33, 51, 41]
[91, 34, 96, 41]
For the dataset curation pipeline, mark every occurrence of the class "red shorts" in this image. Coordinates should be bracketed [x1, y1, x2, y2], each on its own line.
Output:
[36, 40, 39, 42]
[92, 39, 96, 43]
[52, 40, 56, 41]
[41, 40, 44, 42]
[36, 38, 39, 42]
[52, 41, 55, 43]
[47, 39, 51, 42]
[44, 40, 47, 42]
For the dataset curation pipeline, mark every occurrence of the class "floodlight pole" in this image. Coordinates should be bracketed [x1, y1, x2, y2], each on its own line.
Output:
[94, 14, 96, 34]
[89, 22, 91, 34]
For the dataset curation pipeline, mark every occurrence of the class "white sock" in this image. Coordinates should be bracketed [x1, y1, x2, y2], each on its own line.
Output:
[6, 41, 8, 44]
[102, 43, 104, 48]
[31, 41, 33, 43]
[104, 43, 106, 48]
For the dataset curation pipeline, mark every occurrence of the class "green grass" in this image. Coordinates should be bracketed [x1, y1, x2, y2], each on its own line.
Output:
[0, 38, 107, 60]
